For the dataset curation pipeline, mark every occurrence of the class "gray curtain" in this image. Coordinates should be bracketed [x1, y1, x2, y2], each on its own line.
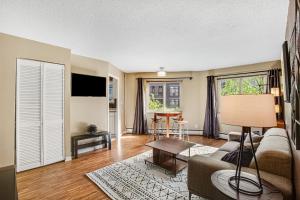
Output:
[203, 76, 219, 138]
[133, 78, 148, 134]
[267, 68, 283, 119]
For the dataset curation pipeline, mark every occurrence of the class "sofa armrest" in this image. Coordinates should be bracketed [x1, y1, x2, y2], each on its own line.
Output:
[228, 132, 242, 142]
[243, 167, 293, 200]
[250, 150, 292, 179]
[187, 155, 234, 200]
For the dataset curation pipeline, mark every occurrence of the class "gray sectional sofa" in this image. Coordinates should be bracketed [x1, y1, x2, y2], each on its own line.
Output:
[187, 128, 293, 200]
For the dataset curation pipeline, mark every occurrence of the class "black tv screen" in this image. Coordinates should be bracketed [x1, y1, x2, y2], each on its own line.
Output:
[72, 73, 106, 97]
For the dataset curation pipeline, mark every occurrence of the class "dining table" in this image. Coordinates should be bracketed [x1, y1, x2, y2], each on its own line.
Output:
[153, 111, 182, 138]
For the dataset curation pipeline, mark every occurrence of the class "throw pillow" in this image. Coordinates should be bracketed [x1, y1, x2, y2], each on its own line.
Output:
[221, 148, 254, 167]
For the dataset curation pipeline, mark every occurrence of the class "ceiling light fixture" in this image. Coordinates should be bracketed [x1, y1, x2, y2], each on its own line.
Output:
[157, 67, 166, 77]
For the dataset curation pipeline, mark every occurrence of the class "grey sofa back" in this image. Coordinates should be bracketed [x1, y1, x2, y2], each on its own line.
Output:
[250, 128, 292, 179]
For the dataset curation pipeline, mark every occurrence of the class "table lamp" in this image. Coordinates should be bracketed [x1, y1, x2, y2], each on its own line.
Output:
[219, 94, 276, 195]
[271, 87, 280, 96]
[271, 87, 281, 119]
[275, 104, 280, 113]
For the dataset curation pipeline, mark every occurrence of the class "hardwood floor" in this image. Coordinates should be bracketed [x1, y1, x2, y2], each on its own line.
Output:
[17, 135, 225, 200]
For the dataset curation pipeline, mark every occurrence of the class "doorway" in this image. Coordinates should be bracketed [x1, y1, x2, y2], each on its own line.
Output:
[108, 76, 119, 139]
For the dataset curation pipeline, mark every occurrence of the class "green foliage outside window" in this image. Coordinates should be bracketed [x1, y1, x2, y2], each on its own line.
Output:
[148, 94, 163, 111]
[241, 77, 265, 94]
[221, 76, 265, 96]
[221, 79, 240, 96]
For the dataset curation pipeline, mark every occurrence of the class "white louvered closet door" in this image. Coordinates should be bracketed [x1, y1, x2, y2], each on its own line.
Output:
[16, 59, 42, 172]
[17, 59, 65, 172]
[42, 63, 64, 165]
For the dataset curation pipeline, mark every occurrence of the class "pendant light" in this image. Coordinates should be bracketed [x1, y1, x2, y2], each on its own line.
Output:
[157, 67, 166, 77]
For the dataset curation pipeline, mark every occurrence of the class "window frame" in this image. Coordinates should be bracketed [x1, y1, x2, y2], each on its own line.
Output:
[217, 74, 268, 96]
[146, 81, 182, 113]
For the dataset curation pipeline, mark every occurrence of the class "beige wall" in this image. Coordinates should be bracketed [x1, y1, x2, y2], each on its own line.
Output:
[70, 54, 109, 135]
[0, 33, 71, 168]
[0, 33, 125, 168]
[125, 60, 281, 134]
[70, 54, 125, 137]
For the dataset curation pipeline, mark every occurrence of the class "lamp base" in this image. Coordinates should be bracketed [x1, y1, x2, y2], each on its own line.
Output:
[211, 170, 283, 199]
[228, 175, 263, 196]
[230, 126, 263, 196]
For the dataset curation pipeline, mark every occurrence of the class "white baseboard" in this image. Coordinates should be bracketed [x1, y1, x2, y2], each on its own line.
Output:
[125, 128, 203, 135]
[65, 156, 72, 162]
[126, 128, 228, 140]
[187, 130, 203, 135]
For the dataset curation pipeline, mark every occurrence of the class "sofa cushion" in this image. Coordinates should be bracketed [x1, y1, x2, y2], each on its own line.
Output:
[210, 150, 228, 160]
[251, 130, 292, 179]
[219, 141, 240, 152]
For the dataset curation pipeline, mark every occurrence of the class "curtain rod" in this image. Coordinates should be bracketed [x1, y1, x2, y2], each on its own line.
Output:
[145, 80, 183, 83]
[216, 73, 268, 80]
[213, 69, 281, 78]
[137, 77, 193, 80]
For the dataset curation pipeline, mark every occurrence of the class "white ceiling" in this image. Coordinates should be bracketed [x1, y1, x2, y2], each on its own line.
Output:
[0, 0, 289, 72]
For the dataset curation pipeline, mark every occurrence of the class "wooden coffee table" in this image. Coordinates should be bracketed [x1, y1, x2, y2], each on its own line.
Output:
[145, 138, 195, 176]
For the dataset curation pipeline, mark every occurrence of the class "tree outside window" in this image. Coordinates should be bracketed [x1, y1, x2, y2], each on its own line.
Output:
[220, 75, 266, 96]
[220, 78, 240, 96]
[241, 76, 265, 94]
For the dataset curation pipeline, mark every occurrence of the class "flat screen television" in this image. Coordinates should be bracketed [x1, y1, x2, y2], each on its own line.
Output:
[282, 41, 291, 102]
[72, 73, 106, 97]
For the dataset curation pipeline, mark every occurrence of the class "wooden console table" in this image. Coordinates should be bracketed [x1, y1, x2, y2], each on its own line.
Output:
[71, 131, 111, 159]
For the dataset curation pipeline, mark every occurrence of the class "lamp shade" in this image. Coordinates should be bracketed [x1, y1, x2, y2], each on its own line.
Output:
[157, 67, 166, 77]
[275, 104, 280, 113]
[157, 71, 166, 77]
[220, 94, 277, 128]
[271, 87, 280, 96]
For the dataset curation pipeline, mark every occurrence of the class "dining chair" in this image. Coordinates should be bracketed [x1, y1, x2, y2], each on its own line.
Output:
[171, 115, 181, 132]
[172, 120, 189, 141]
[149, 117, 163, 141]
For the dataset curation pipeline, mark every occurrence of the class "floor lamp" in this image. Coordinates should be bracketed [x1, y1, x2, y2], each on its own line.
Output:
[218, 94, 277, 196]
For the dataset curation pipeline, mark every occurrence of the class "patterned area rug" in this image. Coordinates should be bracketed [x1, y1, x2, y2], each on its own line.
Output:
[87, 144, 218, 200]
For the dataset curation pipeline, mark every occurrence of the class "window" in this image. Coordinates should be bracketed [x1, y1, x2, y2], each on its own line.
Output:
[147, 82, 181, 112]
[219, 75, 267, 96]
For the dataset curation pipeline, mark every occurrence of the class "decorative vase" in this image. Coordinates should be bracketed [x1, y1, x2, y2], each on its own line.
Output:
[87, 124, 98, 135]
